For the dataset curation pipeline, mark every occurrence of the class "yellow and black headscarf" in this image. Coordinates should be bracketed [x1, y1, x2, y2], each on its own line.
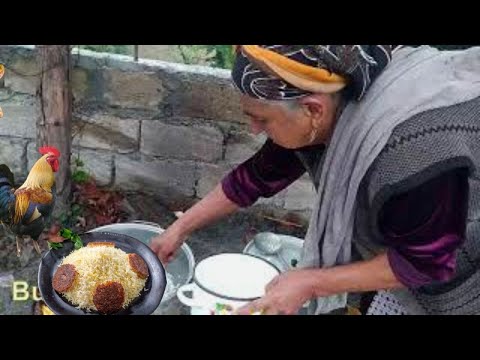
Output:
[232, 45, 398, 101]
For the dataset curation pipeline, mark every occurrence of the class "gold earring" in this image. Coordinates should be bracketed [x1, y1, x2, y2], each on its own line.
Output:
[310, 128, 319, 143]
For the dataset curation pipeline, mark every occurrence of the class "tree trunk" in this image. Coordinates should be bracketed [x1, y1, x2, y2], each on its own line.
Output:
[36, 45, 72, 218]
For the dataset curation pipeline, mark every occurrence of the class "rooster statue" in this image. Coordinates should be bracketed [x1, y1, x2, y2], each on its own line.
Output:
[0, 146, 60, 256]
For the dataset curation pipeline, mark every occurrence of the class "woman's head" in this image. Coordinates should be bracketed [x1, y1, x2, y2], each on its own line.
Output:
[232, 45, 396, 148]
[241, 93, 342, 149]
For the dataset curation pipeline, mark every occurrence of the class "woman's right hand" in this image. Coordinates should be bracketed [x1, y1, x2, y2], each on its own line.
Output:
[150, 228, 186, 265]
[149, 184, 241, 264]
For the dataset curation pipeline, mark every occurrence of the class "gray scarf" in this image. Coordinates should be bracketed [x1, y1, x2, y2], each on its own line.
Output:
[299, 45, 480, 314]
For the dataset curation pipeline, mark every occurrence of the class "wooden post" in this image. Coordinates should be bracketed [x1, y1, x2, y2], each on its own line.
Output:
[36, 45, 72, 217]
[134, 45, 139, 62]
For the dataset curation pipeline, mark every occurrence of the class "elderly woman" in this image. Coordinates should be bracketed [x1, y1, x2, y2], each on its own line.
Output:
[151, 45, 480, 315]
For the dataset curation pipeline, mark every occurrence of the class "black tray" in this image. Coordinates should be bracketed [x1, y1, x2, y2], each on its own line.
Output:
[38, 231, 166, 315]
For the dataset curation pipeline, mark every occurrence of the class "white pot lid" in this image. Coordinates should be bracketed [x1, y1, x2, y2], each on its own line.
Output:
[194, 254, 280, 301]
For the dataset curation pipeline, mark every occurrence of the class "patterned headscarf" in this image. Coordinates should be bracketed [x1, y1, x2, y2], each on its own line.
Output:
[232, 45, 397, 101]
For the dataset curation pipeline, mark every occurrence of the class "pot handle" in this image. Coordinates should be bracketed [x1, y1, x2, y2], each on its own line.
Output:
[177, 283, 202, 308]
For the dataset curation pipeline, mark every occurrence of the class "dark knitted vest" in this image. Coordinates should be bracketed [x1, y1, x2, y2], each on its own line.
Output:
[296, 96, 480, 314]
[353, 96, 480, 315]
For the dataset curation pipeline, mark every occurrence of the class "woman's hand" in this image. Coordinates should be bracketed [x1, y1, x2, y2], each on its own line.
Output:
[235, 254, 405, 315]
[150, 184, 241, 264]
[150, 227, 186, 264]
[235, 269, 316, 315]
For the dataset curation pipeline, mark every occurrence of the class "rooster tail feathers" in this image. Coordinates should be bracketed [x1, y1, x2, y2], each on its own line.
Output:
[0, 164, 14, 187]
[0, 192, 14, 220]
[0, 181, 13, 219]
[0, 165, 15, 221]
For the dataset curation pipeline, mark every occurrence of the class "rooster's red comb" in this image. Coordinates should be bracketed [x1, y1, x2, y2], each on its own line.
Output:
[39, 146, 60, 157]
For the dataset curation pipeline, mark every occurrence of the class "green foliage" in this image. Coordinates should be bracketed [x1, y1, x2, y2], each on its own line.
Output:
[177, 45, 215, 66]
[60, 228, 84, 249]
[72, 169, 89, 184]
[177, 45, 235, 69]
[78, 45, 131, 55]
[48, 242, 63, 250]
[74, 158, 84, 167]
[70, 203, 83, 219]
[48, 228, 83, 250]
[58, 212, 70, 228]
[72, 156, 90, 184]
[203, 45, 235, 69]
[58, 207, 81, 229]
[55, 156, 89, 228]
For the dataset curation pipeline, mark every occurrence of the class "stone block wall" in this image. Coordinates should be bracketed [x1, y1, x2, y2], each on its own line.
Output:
[0, 45, 316, 219]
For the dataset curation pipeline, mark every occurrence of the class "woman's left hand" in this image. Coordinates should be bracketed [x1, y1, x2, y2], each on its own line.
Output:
[235, 269, 317, 315]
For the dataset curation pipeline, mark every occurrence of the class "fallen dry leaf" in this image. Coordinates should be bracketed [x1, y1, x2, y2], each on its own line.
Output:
[48, 234, 66, 243]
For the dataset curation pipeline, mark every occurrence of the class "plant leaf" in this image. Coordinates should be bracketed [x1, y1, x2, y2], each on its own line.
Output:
[60, 228, 72, 238]
[74, 239, 83, 250]
[48, 242, 63, 250]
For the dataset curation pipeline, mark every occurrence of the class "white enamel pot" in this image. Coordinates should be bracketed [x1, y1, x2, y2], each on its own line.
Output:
[177, 253, 281, 315]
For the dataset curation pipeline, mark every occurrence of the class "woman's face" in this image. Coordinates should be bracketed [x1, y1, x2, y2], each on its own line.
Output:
[240, 94, 337, 149]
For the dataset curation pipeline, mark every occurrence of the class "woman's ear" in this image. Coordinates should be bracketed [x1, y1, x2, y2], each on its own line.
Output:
[299, 94, 326, 130]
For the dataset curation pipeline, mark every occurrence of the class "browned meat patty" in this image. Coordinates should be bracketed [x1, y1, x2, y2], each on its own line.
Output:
[127, 253, 149, 279]
[93, 281, 125, 314]
[52, 264, 77, 293]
